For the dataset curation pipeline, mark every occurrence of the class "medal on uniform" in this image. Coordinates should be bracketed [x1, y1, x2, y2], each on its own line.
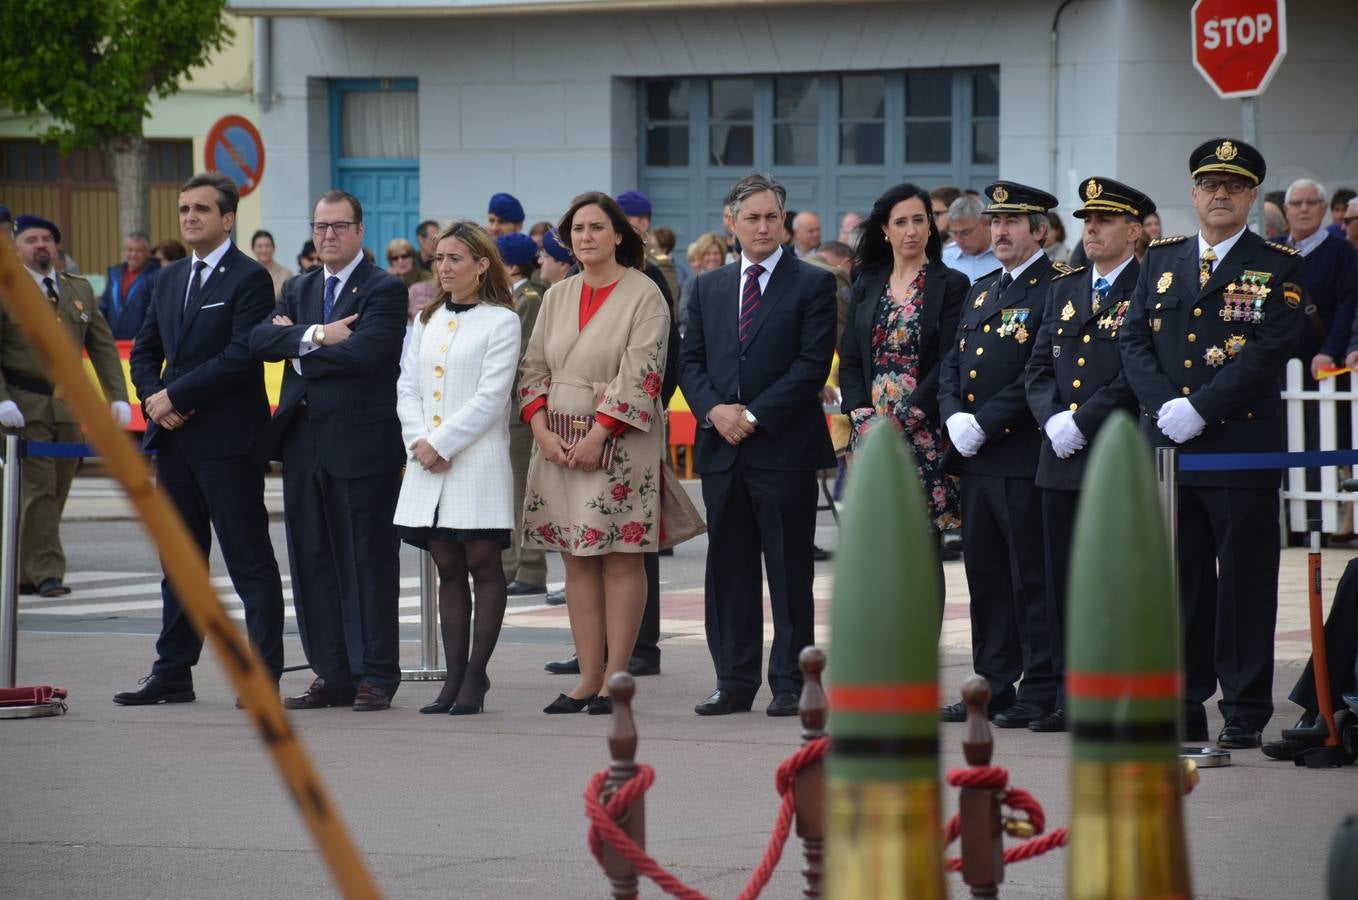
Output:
[1204, 346, 1227, 367]
[973, 290, 988, 309]
[1157, 272, 1173, 294]
[1152, 318, 1162, 332]
[1014, 324, 1029, 344]
[1225, 334, 1246, 357]
[1060, 300, 1076, 321]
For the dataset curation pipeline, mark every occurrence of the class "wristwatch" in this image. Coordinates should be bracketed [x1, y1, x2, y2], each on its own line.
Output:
[743, 409, 758, 426]
[314, 325, 326, 346]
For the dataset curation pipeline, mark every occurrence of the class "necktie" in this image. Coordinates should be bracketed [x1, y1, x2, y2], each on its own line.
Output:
[42, 276, 58, 305]
[1199, 247, 1216, 289]
[323, 275, 339, 322]
[184, 260, 207, 311]
[740, 264, 764, 344]
[997, 272, 1013, 296]
[1093, 277, 1110, 312]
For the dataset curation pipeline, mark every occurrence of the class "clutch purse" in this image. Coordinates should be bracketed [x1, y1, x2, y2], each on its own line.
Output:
[545, 409, 618, 472]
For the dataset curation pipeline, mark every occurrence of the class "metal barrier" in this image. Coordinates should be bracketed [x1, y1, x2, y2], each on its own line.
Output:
[401, 549, 446, 682]
[1283, 359, 1358, 532]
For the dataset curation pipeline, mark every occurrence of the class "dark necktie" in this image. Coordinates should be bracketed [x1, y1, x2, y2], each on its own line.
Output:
[42, 276, 58, 306]
[184, 260, 207, 311]
[323, 275, 339, 322]
[1093, 276, 1111, 312]
[997, 272, 1013, 297]
[740, 264, 764, 344]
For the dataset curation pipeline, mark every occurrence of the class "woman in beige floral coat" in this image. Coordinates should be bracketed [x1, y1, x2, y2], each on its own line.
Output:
[518, 192, 669, 715]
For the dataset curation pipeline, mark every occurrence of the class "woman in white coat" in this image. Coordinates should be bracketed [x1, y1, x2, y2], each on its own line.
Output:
[394, 221, 521, 716]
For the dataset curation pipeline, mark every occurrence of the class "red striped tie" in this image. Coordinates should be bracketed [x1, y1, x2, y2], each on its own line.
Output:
[740, 263, 765, 344]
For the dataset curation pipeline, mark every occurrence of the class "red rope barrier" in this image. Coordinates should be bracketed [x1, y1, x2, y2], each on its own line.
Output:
[941, 765, 1069, 872]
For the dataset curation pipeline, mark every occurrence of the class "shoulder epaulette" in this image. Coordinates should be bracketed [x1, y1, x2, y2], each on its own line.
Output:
[1051, 264, 1086, 280]
[1265, 240, 1299, 256]
[1149, 235, 1189, 247]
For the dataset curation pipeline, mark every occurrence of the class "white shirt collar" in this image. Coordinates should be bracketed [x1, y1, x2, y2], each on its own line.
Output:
[1290, 228, 1328, 257]
[1197, 226, 1247, 263]
[510, 277, 527, 292]
[740, 244, 783, 279]
[1003, 247, 1047, 280]
[1092, 254, 1135, 288]
[191, 238, 233, 274]
[323, 251, 365, 297]
[25, 265, 58, 294]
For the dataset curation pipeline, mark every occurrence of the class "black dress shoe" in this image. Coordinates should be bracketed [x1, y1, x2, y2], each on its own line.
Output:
[37, 577, 70, 597]
[766, 691, 800, 717]
[113, 674, 195, 706]
[544, 655, 580, 675]
[812, 545, 832, 561]
[587, 695, 613, 715]
[544, 693, 592, 714]
[940, 701, 969, 722]
[420, 696, 455, 714]
[1028, 709, 1067, 733]
[545, 589, 566, 606]
[1217, 718, 1262, 749]
[627, 656, 660, 677]
[694, 689, 753, 716]
[993, 702, 1046, 729]
[18, 582, 37, 595]
[352, 685, 392, 711]
[1261, 736, 1313, 760]
[506, 580, 546, 596]
[284, 677, 353, 710]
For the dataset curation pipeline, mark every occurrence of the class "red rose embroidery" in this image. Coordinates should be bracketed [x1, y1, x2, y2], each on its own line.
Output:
[536, 524, 557, 544]
[639, 411, 650, 424]
[581, 527, 603, 546]
[614, 402, 630, 414]
[619, 521, 646, 544]
[641, 371, 662, 399]
[611, 483, 633, 501]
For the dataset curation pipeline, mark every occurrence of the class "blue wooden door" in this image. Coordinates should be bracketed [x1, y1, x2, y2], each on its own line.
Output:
[331, 79, 420, 260]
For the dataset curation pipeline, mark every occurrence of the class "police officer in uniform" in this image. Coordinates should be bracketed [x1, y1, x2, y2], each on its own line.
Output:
[1120, 138, 1305, 749]
[939, 182, 1067, 726]
[1024, 177, 1151, 732]
[616, 191, 680, 301]
[496, 232, 548, 596]
[1, 215, 129, 597]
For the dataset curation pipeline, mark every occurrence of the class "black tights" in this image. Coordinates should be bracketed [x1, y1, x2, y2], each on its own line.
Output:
[429, 539, 507, 706]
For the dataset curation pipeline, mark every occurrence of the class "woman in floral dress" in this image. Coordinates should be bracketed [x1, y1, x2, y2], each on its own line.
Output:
[840, 182, 970, 544]
[518, 192, 669, 715]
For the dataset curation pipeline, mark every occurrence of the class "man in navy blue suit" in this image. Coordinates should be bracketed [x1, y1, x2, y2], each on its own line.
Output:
[680, 173, 838, 717]
[116, 172, 285, 706]
[250, 190, 407, 712]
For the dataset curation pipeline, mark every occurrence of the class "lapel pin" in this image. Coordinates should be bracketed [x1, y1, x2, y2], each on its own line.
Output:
[218, 266, 226, 273]
[1029, 277, 1038, 285]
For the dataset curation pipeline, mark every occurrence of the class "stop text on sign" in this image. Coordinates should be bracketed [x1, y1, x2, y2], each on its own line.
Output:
[1200, 13, 1274, 49]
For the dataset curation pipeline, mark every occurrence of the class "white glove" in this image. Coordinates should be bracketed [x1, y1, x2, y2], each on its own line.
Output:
[946, 412, 986, 457]
[0, 400, 25, 429]
[1044, 411, 1086, 459]
[110, 401, 132, 428]
[1156, 397, 1206, 444]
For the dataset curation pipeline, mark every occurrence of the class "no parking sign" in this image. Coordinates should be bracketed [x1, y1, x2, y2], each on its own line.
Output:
[204, 115, 266, 197]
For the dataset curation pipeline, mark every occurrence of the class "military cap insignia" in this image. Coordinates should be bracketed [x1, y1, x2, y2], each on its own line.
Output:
[1157, 272, 1173, 293]
[1060, 300, 1076, 321]
[1205, 346, 1228, 367]
[992, 185, 1009, 203]
[1282, 283, 1302, 308]
[1086, 179, 1103, 199]
[1225, 334, 1247, 357]
[1215, 140, 1238, 161]
[1266, 241, 1300, 256]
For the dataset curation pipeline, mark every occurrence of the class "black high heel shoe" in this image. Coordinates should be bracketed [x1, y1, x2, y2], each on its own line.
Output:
[450, 677, 490, 716]
[543, 693, 593, 714]
[587, 695, 613, 716]
[420, 673, 464, 714]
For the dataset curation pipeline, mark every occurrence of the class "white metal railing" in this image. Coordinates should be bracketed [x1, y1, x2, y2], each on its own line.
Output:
[1282, 358, 1357, 533]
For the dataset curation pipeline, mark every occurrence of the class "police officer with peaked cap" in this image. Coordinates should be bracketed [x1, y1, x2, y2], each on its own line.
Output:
[1024, 177, 1152, 732]
[1119, 138, 1306, 749]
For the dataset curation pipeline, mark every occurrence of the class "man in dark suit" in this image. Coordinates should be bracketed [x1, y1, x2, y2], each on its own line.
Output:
[1023, 177, 1151, 732]
[114, 173, 285, 705]
[680, 172, 837, 717]
[249, 189, 407, 712]
[1120, 138, 1305, 749]
[939, 181, 1066, 728]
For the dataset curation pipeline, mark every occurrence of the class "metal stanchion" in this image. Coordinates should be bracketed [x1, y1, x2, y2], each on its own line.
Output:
[0, 434, 64, 718]
[1160, 447, 1230, 767]
[400, 548, 446, 681]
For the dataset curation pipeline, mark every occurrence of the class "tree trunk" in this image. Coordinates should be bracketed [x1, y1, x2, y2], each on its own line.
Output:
[105, 132, 149, 241]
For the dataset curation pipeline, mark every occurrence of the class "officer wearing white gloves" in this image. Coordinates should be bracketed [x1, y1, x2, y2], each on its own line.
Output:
[2, 214, 129, 597]
[1024, 177, 1151, 733]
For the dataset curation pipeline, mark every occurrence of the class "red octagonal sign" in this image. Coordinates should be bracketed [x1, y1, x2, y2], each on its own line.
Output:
[1192, 0, 1288, 99]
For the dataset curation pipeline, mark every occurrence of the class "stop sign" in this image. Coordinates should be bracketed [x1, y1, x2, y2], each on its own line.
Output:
[1191, 0, 1288, 99]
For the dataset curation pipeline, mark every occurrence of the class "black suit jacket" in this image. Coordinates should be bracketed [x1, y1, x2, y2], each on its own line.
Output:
[939, 253, 1059, 477]
[129, 244, 273, 458]
[839, 261, 969, 424]
[248, 259, 408, 479]
[1025, 258, 1141, 490]
[1119, 230, 1306, 488]
[679, 253, 838, 474]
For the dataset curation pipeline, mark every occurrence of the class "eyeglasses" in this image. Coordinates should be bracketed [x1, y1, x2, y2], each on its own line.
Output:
[951, 223, 980, 239]
[1195, 178, 1252, 195]
[311, 221, 356, 236]
[388, 253, 412, 262]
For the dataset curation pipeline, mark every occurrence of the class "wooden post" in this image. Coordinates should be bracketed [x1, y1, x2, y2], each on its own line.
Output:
[957, 676, 1003, 898]
[600, 672, 644, 900]
[796, 646, 827, 899]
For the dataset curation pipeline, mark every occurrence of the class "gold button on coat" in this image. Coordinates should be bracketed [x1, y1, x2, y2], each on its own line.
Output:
[1194, 308, 1203, 317]
[1069, 403, 1079, 411]
[1072, 379, 1082, 388]
[432, 391, 442, 401]
[967, 393, 975, 402]
[976, 347, 984, 356]
[1077, 357, 1086, 367]
[1083, 335, 1091, 343]
[969, 369, 978, 378]
[1184, 360, 1192, 368]
[983, 324, 991, 333]
[434, 365, 444, 376]
[1188, 333, 1197, 342]
[432, 415, 442, 426]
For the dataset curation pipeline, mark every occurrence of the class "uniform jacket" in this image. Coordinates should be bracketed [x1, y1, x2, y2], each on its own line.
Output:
[679, 254, 838, 474]
[1119, 230, 1305, 488]
[99, 259, 160, 340]
[839, 261, 969, 424]
[509, 279, 543, 429]
[939, 253, 1062, 476]
[1025, 258, 1141, 490]
[1, 270, 126, 426]
[248, 258, 409, 479]
[130, 245, 271, 457]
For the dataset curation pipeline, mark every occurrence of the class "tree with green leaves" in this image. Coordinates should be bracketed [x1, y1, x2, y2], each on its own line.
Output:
[0, 1, 235, 240]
